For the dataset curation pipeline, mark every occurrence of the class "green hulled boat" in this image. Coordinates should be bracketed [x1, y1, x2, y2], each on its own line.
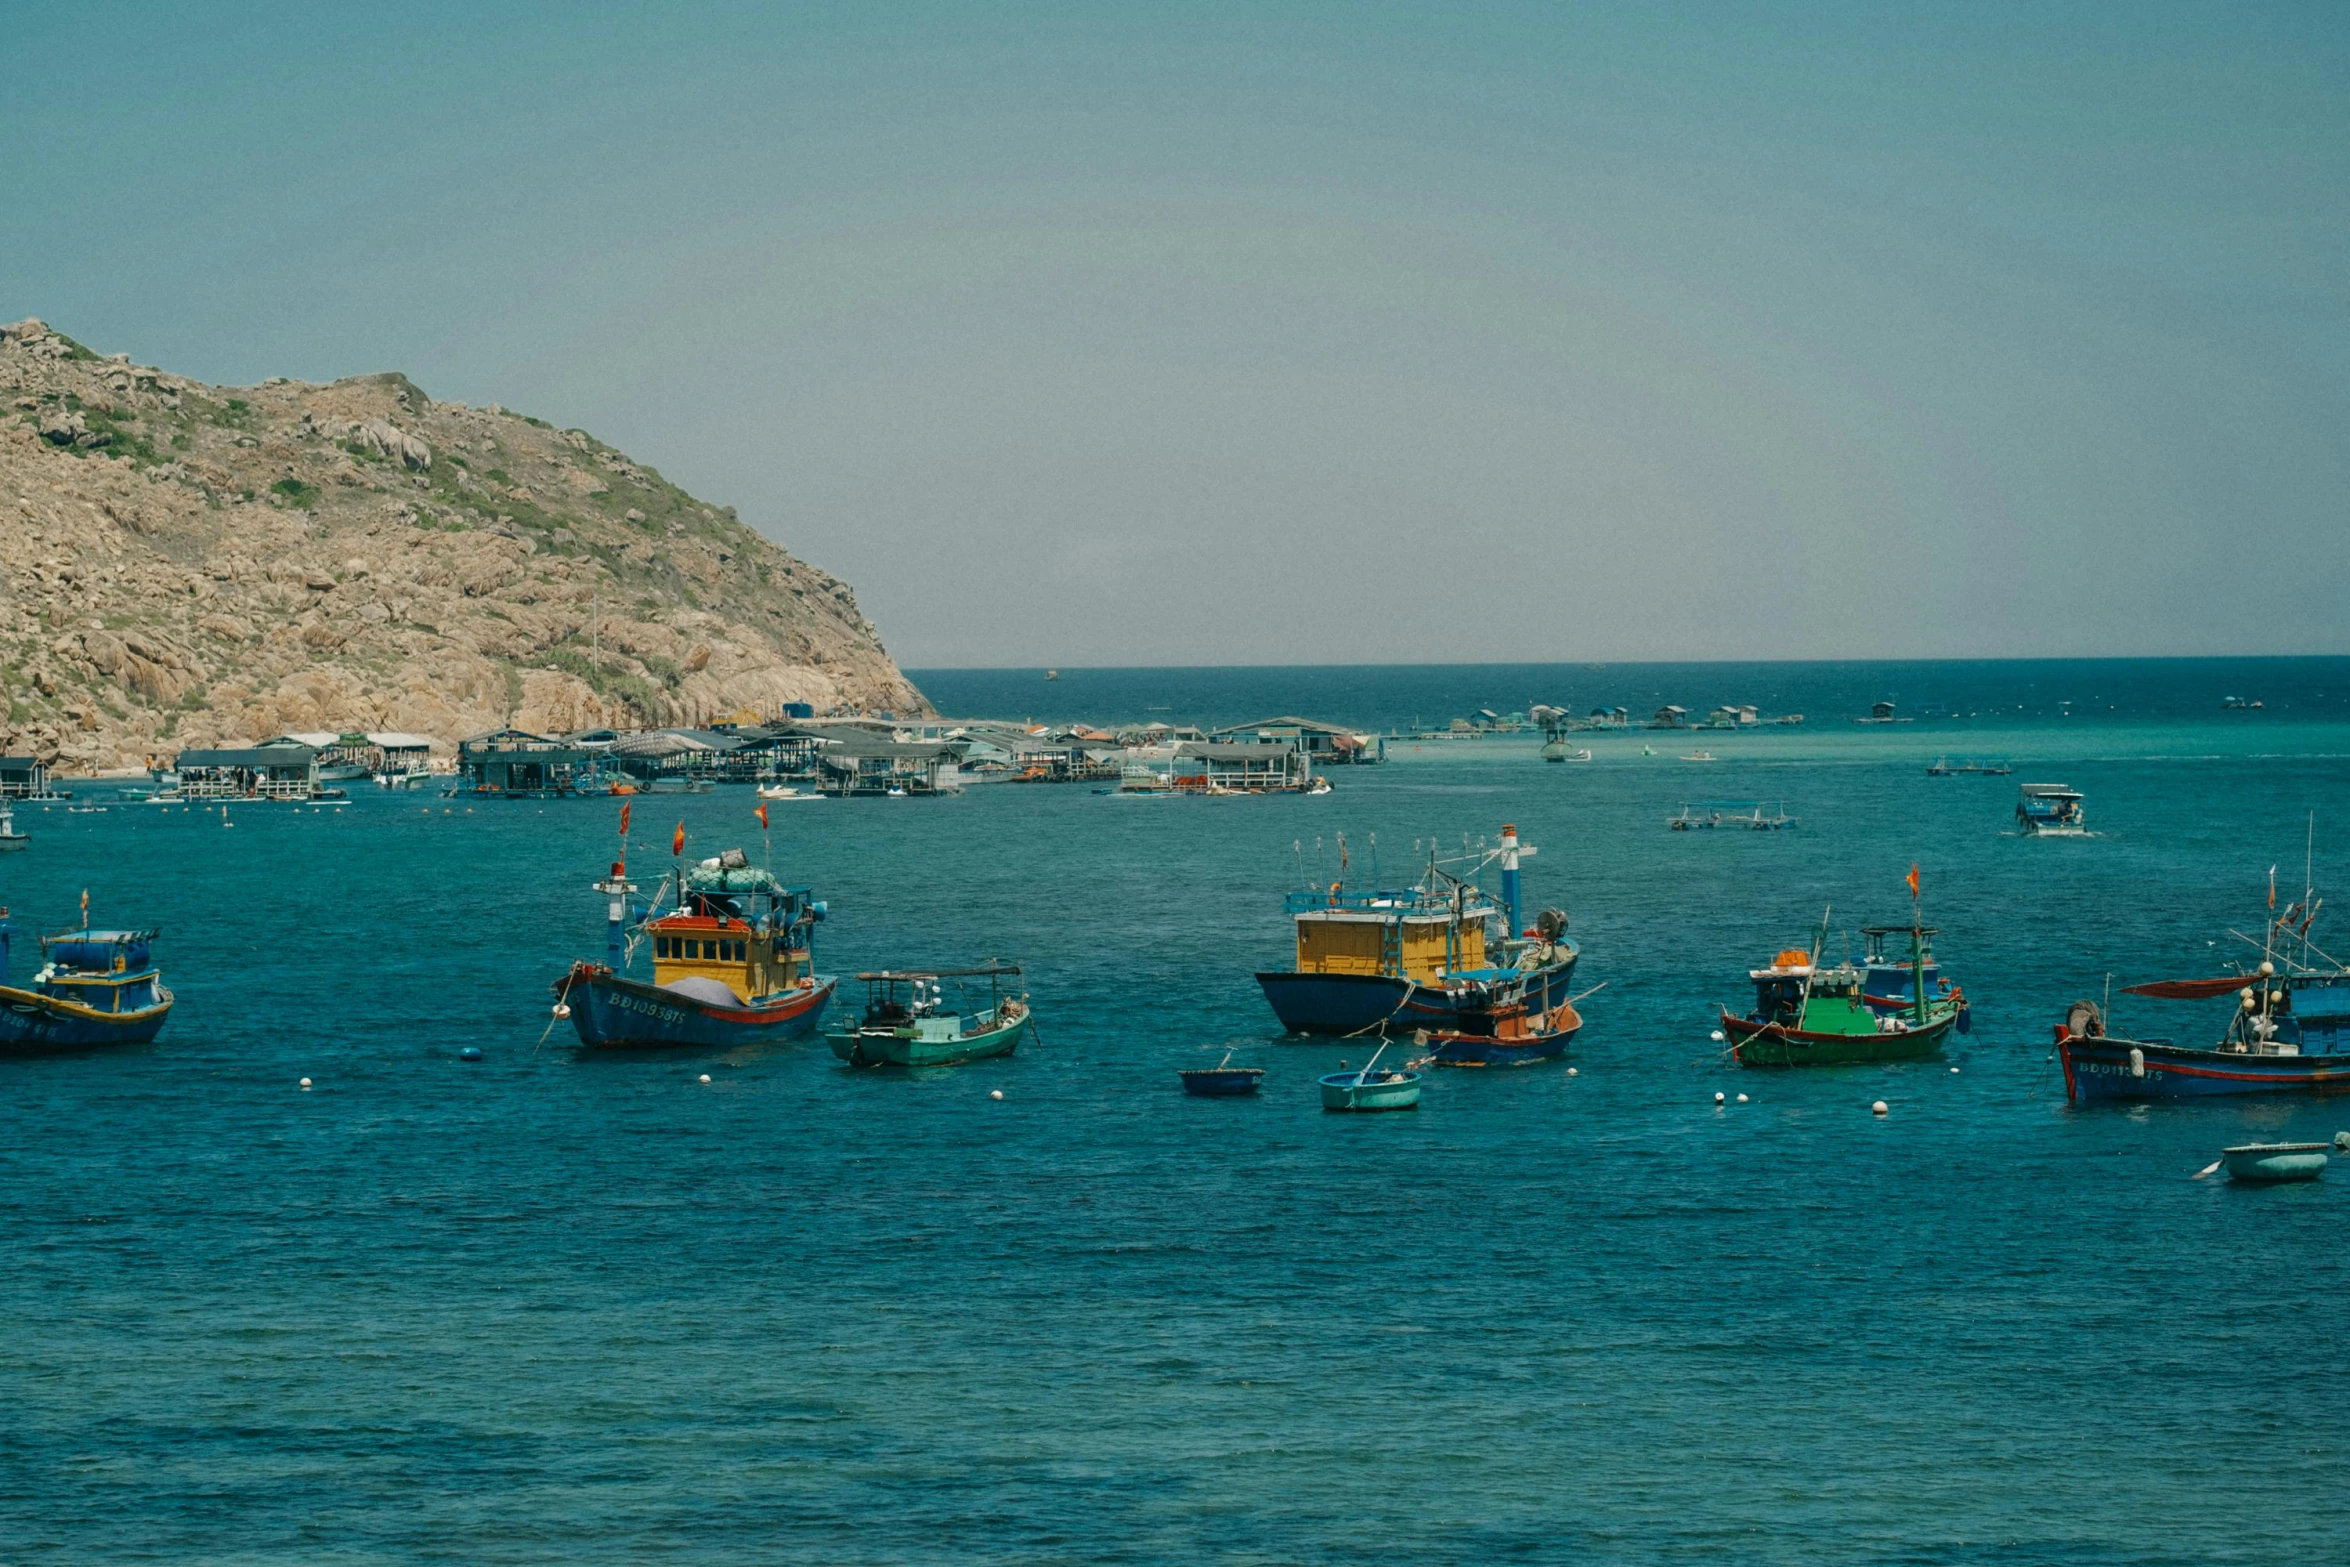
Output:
[1722, 906, 1957, 1067]
[828, 966, 1028, 1068]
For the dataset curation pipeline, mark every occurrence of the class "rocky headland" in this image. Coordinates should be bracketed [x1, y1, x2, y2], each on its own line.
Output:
[0, 318, 928, 772]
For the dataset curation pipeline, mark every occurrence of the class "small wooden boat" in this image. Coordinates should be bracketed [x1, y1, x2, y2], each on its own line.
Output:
[2222, 1143, 2329, 1182]
[1421, 998, 1582, 1067]
[829, 966, 1028, 1068]
[1178, 1050, 1265, 1096]
[1319, 1042, 1422, 1110]
[1320, 1068, 1422, 1111]
[1681, 750, 1718, 762]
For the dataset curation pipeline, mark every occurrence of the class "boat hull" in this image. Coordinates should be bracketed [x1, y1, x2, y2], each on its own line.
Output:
[2058, 1035, 2350, 1101]
[1179, 1067, 1265, 1096]
[1724, 1008, 1952, 1067]
[1319, 1071, 1422, 1111]
[1256, 949, 1578, 1035]
[0, 985, 172, 1053]
[829, 1007, 1026, 1068]
[1424, 1005, 1582, 1067]
[2223, 1143, 2329, 1182]
[561, 964, 833, 1049]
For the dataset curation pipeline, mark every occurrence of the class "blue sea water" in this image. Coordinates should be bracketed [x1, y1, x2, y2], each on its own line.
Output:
[4, 659, 2349, 1564]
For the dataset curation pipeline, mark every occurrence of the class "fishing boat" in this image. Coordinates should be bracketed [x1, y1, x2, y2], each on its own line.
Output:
[1319, 1045, 1422, 1111]
[828, 966, 1028, 1067]
[0, 804, 24, 852]
[2055, 853, 2350, 1101]
[1178, 1050, 1265, 1096]
[2016, 783, 2086, 836]
[2222, 1143, 2329, 1182]
[1857, 924, 1971, 1031]
[560, 847, 834, 1049]
[1255, 825, 1577, 1035]
[1723, 877, 1959, 1066]
[0, 904, 173, 1053]
[1415, 974, 1583, 1066]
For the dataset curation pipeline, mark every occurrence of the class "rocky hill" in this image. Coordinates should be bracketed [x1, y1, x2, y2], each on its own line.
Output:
[0, 317, 928, 773]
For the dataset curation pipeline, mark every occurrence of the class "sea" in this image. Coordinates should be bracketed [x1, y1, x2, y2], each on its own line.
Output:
[4, 658, 2348, 1564]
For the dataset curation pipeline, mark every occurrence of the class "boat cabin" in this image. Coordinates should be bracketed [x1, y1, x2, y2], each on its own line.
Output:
[1858, 925, 1952, 1008]
[2216, 972, 2350, 1057]
[1287, 886, 1493, 984]
[647, 854, 824, 1003]
[29, 928, 166, 1014]
[1745, 951, 1887, 1035]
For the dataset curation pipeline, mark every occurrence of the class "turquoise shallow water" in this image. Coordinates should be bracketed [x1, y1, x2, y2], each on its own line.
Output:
[4, 660, 2349, 1563]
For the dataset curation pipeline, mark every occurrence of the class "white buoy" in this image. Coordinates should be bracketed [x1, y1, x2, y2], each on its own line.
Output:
[1871, 1099, 1888, 1116]
[698, 1073, 711, 1084]
[990, 1089, 1003, 1101]
[1710, 1030, 1726, 1043]
[1950, 1066, 1960, 1073]
[1736, 1093, 1749, 1103]
[1566, 1066, 1578, 1076]
[552, 1003, 571, 1019]
[299, 1077, 312, 1090]
[1714, 1091, 1726, 1104]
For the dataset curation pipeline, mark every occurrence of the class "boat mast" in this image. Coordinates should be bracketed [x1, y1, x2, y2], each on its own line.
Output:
[1911, 869, 1928, 1024]
[1499, 823, 1524, 940]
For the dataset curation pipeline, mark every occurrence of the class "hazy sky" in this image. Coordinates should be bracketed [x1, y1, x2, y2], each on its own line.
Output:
[6, 3, 2345, 666]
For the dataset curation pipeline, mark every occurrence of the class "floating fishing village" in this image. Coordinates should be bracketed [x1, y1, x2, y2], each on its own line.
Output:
[7, 680, 2346, 1189]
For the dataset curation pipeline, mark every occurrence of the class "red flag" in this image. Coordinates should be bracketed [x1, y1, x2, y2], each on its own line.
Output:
[2269, 866, 2277, 910]
[756, 802, 769, 830]
[672, 822, 686, 857]
[1905, 863, 1920, 898]
[618, 802, 631, 836]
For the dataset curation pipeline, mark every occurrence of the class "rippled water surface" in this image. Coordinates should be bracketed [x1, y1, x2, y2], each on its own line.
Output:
[4, 660, 2348, 1563]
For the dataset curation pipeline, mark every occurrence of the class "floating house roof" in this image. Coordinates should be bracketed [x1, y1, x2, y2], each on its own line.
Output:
[177, 745, 318, 768]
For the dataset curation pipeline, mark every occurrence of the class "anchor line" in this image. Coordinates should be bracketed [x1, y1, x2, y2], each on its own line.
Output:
[1340, 978, 1422, 1040]
[536, 971, 579, 1053]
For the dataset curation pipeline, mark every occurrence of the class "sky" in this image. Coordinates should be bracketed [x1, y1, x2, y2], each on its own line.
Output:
[5, 3, 2346, 667]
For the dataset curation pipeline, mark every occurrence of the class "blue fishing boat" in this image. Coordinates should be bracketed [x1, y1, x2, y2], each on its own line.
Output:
[2057, 861, 2350, 1101]
[1256, 824, 1577, 1035]
[560, 846, 833, 1049]
[1857, 923, 1971, 1032]
[1179, 1050, 1266, 1096]
[0, 903, 173, 1053]
[2016, 783, 2086, 836]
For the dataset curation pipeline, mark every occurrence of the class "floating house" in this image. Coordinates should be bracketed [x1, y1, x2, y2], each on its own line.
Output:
[264, 730, 439, 784]
[0, 756, 62, 800]
[1206, 716, 1384, 764]
[175, 741, 322, 800]
[1650, 705, 1689, 729]
[454, 729, 604, 797]
[817, 734, 965, 796]
[1173, 742, 1314, 793]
